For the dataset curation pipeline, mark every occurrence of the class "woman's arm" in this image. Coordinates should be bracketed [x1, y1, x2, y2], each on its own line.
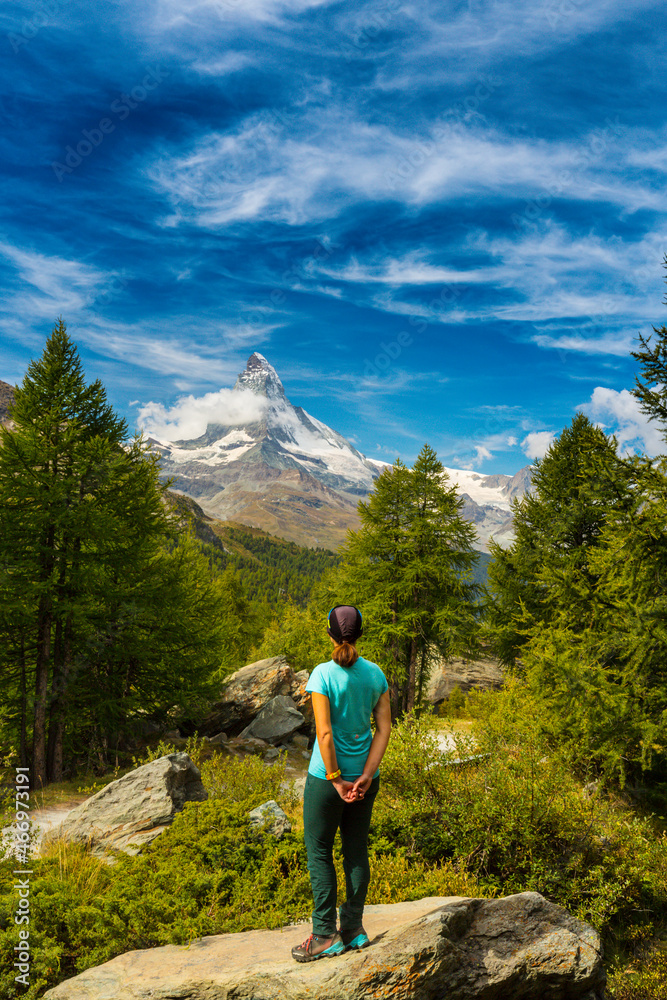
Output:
[311, 691, 354, 800]
[351, 690, 392, 798]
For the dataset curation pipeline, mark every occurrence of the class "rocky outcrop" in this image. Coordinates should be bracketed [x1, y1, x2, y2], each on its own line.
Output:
[0, 379, 15, 428]
[202, 656, 312, 737]
[42, 892, 605, 1000]
[44, 753, 207, 858]
[427, 655, 504, 704]
[240, 694, 306, 744]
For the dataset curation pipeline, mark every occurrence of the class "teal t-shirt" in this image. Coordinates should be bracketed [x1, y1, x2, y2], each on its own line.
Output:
[306, 656, 389, 781]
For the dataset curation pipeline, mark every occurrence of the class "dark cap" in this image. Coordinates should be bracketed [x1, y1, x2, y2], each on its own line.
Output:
[327, 605, 363, 643]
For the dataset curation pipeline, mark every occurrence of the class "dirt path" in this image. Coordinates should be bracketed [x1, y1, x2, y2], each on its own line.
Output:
[2, 797, 87, 858]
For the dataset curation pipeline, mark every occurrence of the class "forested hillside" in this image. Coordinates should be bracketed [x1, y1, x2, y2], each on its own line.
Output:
[165, 493, 341, 608]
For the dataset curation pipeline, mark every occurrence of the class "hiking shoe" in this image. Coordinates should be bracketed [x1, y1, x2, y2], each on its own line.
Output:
[291, 931, 345, 963]
[340, 926, 370, 951]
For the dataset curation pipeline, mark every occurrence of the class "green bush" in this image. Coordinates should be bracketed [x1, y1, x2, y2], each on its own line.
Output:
[374, 707, 667, 951]
[0, 749, 481, 999]
[607, 950, 667, 1000]
[437, 685, 467, 717]
[0, 752, 307, 1000]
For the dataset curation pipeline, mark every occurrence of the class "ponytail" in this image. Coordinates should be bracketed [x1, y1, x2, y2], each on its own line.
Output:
[332, 641, 359, 667]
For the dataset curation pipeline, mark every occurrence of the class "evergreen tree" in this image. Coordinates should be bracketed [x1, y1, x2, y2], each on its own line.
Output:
[485, 413, 633, 666]
[0, 320, 133, 783]
[516, 448, 667, 784]
[0, 321, 231, 783]
[338, 444, 479, 716]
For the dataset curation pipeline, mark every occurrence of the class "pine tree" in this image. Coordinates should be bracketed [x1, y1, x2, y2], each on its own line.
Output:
[485, 413, 633, 666]
[0, 320, 132, 783]
[0, 320, 231, 783]
[338, 444, 479, 716]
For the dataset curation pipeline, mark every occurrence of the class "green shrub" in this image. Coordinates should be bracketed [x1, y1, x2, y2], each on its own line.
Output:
[374, 709, 667, 951]
[199, 750, 298, 811]
[438, 685, 467, 717]
[2, 712, 665, 998]
[0, 793, 309, 1000]
[607, 950, 667, 1000]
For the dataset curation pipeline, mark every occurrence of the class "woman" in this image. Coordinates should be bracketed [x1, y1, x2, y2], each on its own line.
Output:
[292, 604, 392, 963]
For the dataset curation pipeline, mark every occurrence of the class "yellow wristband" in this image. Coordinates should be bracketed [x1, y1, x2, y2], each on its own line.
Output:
[326, 769, 341, 781]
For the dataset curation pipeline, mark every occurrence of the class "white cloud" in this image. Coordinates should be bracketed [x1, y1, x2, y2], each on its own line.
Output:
[155, 0, 334, 27]
[459, 445, 493, 471]
[532, 333, 634, 356]
[521, 431, 556, 459]
[323, 252, 491, 286]
[147, 106, 661, 229]
[313, 224, 667, 338]
[580, 386, 665, 455]
[0, 241, 107, 319]
[137, 387, 268, 440]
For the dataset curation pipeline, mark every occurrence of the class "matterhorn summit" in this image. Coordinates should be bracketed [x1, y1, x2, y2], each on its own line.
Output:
[150, 353, 386, 548]
[233, 352, 285, 399]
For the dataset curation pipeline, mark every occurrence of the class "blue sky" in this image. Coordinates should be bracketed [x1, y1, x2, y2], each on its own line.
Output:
[2, 0, 667, 472]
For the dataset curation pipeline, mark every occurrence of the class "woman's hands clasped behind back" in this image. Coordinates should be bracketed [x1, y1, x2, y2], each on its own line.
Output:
[332, 774, 372, 802]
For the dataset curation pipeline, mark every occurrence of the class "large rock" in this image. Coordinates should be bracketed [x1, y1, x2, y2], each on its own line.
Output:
[202, 656, 312, 736]
[42, 892, 605, 999]
[44, 753, 207, 858]
[240, 694, 305, 744]
[248, 800, 291, 838]
[427, 654, 504, 704]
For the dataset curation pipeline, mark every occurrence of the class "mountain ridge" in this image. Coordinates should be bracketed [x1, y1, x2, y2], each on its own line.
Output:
[149, 353, 531, 551]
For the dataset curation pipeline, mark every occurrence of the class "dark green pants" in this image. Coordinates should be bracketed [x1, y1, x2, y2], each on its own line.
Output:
[303, 772, 380, 936]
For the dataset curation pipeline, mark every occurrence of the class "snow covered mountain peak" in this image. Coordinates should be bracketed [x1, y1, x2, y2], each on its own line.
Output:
[146, 352, 531, 551]
[233, 352, 285, 399]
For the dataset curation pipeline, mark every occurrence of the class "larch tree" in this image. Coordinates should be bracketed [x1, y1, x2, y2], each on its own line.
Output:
[0, 320, 229, 784]
[485, 413, 633, 667]
[338, 444, 480, 717]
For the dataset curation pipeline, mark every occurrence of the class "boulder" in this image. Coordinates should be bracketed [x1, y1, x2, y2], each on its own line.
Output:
[208, 731, 228, 744]
[44, 753, 207, 858]
[225, 736, 271, 756]
[41, 892, 605, 1000]
[248, 800, 291, 838]
[202, 656, 312, 736]
[427, 654, 504, 704]
[240, 695, 306, 744]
